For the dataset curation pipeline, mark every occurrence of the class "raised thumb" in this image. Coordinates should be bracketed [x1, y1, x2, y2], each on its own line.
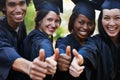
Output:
[73, 49, 79, 58]
[66, 46, 71, 57]
[39, 49, 45, 61]
[53, 48, 59, 61]
[72, 49, 83, 65]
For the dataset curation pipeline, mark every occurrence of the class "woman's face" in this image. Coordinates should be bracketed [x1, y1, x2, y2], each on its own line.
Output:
[73, 14, 95, 40]
[39, 11, 60, 36]
[102, 9, 120, 38]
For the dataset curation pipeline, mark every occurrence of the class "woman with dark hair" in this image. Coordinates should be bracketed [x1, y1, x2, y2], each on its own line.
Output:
[0, 0, 49, 80]
[53, 0, 96, 80]
[70, 0, 120, 80]
[21, 0, 63, 80]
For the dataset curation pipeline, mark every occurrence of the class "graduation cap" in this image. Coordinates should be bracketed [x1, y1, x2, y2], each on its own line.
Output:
[33, 0, 63, 14]
[96, 0, 120, 10]
[102, 0, 120, 9]
[71, 0, 96, 20]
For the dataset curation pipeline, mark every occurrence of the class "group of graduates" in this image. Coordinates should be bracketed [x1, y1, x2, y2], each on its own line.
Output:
[0, 0, 120, 80]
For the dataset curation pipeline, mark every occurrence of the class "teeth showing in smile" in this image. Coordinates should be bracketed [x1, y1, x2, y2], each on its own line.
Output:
[14, 14, 23, 20]
[108, 27, 116, 31]
[80, 31, 87, 35]
[15, 14, 22, 17]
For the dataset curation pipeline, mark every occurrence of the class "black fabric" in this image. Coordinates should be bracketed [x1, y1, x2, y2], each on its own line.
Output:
[22, 29, 54, 60]
[79, 34, 120, 80]
[0, 16, 27, 80]
[53, 33, 88, 80]
[21, 29, 54, 80]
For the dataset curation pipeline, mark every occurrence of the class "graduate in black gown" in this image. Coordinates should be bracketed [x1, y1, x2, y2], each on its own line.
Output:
[69, 0, 120, 80]
[0, 0, 49, 80]
[53, 0, 96, 80]
[21, 0, 63, 80]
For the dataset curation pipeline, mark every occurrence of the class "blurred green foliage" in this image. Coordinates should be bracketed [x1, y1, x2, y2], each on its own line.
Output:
[25, 2, 36, 34]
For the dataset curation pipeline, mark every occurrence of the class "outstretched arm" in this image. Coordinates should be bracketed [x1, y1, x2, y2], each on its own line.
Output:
[13, 49, 47, 80]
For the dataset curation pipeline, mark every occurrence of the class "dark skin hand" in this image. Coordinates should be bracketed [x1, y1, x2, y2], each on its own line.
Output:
[57, 46, 71, 71]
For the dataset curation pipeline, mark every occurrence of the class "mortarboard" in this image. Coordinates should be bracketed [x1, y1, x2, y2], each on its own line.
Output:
[95, 0, 120, 10]
[71, 0, 96, 21]
[33, 0, 63, 14]
[102, 0, 120, 9]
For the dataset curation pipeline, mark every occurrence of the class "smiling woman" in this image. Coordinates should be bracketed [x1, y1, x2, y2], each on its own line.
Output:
[53, 0, 96, 80]
[20, 0, 63, 80]
[102, 9, 120, 41]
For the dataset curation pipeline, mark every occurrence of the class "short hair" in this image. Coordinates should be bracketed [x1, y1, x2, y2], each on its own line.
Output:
[0, 0, 31, 13]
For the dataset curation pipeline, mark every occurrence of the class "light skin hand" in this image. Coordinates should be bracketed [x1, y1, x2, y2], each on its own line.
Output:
[69, 49, 85, 78]
[45, 48, 59, 75]
[58, 46, 71, 71]
[29, 49, 47, 80]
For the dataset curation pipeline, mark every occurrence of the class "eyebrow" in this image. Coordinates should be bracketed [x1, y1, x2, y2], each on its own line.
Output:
[7, 0, 26, 4]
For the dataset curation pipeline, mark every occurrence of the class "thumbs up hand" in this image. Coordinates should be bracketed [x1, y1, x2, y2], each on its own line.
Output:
[69, 49, 85, 78]
[45, 48, 59, 75]
[29, 49, 47, 80]
[58, 46, 71, 71]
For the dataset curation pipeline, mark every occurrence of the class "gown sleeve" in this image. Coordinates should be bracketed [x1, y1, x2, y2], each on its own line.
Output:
[78, 36, 100, 80]
[31, 38, 54, 59]
[55, 37, 67, 54]
[0, 30, 21, 80]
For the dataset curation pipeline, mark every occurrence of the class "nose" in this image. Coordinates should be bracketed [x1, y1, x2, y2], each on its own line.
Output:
[51, 21, 56, 28]
[109, 19, 116, 26]
[15, 5, 22, 12]
[83, 23, 89, 30]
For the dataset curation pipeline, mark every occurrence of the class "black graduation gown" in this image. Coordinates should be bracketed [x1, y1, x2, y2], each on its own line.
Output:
[0, 17, 27, 80]
[54, 33, 87, 80]
[79, 34, 120, 80]
[21, 29, 54, 80]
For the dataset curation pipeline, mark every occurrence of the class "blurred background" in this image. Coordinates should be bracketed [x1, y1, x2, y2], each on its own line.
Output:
[0, 0, 100, 40]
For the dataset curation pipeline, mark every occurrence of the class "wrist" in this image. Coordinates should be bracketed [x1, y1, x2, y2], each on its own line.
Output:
[27, 62, 32, 75]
